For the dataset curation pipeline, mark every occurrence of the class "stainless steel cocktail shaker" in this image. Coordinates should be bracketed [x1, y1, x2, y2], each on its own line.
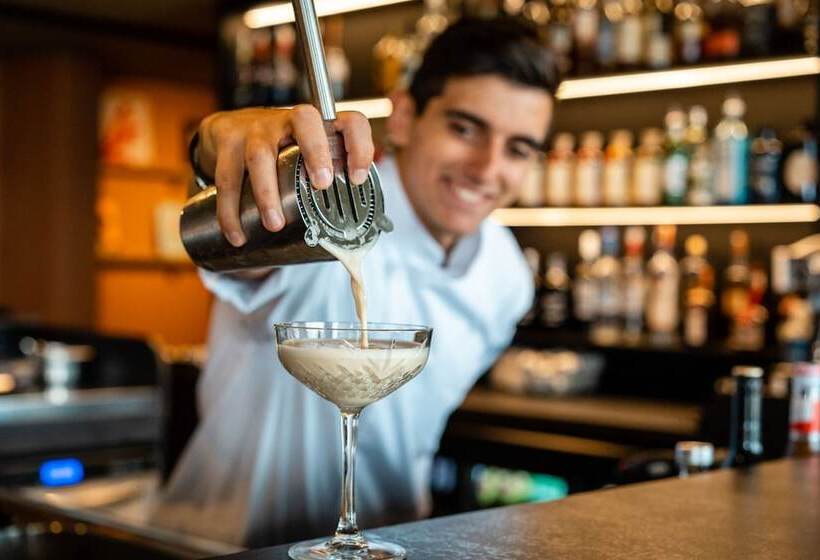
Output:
[179, 0, 392, 272]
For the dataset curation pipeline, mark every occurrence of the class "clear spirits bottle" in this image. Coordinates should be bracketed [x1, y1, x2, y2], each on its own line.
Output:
[646, 224, 680, 343]
[591, 227, 623, 345]
[574, 229, 602, 323]
[712, 93, 750, 205]
[622, 225, 647, 345]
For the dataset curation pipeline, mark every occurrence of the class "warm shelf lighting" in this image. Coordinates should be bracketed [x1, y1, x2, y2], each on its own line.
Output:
[555, 56, 820, 99]
[244, 0, 415, 28]
[491, 205, 820, 227]
[336, 97, 393, 118]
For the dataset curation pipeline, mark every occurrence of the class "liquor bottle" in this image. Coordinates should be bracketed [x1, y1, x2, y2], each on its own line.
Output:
[323, 17, 351, 100]
[674, 0, 704, 64]
[729, 264, 768, 351]
[780, 123, 818, 203]
[741, 0, 774, 57]
[591, 227, 623, 345]
[702, 0, 742, 60]
[270, 26, 299, 106]
[681, 234, 715, 347]
[575, 131, 605, 207]
[686, 105, 714, 206]
[622, 225, 647, 345]
[722, 229, 751, 335]
[545, 133, 576, 207]
[603, 130, 634, 206]
[663, 106, 690, 205]
[632, 128, 664, 206]
[643, 0, 674, 69]
[549, 0, 576, 75]
[806, 0, 819, 55]
[749, 127, 783, 203]
[541, 252, 571, 327]
[520, 247, 542, 326]
[722, 366, 765, 468]
[617, 0, 645, 69]
[233, 27, 255, 108]
[712, 93, 750, 205]
[250, 28, 276, 106]
[788, 363, 820, 457]
[597, 0, 620, 72]
[646, 225, 680, 343]
[518, 157, 547, 207]
[772, 245, 814, 361]
[774, 0, 810, 54]
[574, 229, 602, 323]
[573, 0, 601, 75]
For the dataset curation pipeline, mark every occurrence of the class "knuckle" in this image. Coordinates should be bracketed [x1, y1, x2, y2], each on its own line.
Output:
[290, 104, 320, 123]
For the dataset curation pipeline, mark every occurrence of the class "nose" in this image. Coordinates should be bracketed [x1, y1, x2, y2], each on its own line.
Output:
[467, 137, 505, 185]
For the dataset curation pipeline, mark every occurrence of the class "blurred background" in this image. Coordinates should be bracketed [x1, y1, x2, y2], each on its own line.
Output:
[0, 0, 817, 557]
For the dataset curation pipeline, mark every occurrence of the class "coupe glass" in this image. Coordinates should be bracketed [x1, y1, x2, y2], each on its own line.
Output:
[274, 322, 433, 560]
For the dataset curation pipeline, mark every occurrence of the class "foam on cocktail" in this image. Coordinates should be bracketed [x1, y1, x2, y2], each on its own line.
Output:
[278, 339, 428, 410]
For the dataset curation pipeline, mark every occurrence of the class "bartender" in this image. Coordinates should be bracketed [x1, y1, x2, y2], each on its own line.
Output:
[153, 16, 558, 547]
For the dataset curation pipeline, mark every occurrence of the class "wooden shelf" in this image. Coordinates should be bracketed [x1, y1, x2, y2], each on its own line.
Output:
[492, 204, 820, 227]
[96, 255, 195, 271]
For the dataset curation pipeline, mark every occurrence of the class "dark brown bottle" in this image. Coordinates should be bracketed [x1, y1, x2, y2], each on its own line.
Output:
[722, 366, 764, 468]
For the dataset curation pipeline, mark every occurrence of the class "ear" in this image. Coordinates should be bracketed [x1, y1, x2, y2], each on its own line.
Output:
[385, 90, 416, 149]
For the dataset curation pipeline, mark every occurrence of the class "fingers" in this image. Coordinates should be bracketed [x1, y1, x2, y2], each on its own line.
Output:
[245, 134, 285, 232]
[336, 111, 375, 185]
[214, 131, 247, 247]
[289, 105, 333, 189]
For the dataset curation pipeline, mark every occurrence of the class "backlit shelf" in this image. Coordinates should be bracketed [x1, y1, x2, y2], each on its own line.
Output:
[491, 204, 820, 227]
[341, 56, 819, 118]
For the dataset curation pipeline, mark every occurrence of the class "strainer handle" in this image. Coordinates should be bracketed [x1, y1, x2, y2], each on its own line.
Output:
[292, 0, 336, 122]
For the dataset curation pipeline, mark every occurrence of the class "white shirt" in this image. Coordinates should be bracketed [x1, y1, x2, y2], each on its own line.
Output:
[152, 156, 533, 547]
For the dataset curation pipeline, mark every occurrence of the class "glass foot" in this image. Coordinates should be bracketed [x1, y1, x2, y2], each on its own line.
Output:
[288, 535, 406, 560]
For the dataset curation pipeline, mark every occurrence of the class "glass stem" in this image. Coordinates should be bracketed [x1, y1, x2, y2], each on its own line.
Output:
[333, 410, 365, 547]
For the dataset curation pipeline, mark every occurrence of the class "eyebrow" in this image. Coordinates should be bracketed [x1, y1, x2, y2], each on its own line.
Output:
[444, 109, 545, 152]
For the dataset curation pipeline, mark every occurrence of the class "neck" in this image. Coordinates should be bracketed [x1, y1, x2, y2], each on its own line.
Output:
[394, 150, 459, 255]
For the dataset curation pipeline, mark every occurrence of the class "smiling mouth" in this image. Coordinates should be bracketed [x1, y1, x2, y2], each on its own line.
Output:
[443, 176, 494, 208]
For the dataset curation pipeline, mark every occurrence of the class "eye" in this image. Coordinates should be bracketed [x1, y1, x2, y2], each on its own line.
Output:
[507, 142, 536, 160]
[448, 120, 476, 139]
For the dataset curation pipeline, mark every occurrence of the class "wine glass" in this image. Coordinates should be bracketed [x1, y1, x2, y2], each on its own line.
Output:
[274, 321, 433, 560]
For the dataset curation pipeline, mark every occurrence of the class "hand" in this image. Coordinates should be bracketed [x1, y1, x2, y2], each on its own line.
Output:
[197, 105, 375, 247]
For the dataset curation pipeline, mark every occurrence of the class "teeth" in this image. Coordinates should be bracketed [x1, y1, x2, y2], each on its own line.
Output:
[453, 186, 482, 205]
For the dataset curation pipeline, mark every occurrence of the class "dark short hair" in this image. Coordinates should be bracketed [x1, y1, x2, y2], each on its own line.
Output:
[408, 17, 559, 114]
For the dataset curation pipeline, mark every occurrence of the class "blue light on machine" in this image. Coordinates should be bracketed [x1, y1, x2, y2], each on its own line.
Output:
[39, 458, 85, 487]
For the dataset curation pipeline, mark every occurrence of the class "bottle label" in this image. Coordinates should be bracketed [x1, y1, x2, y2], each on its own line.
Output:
[540, 292, 568, 327]
[790, 367, 820, 439]
[784, 150, 817, 198]
[574, 280, 597, 321]
[684, 306, 708, 346]
[575, 161, 602, 206]
[546, 161, 573, 206]
[664, 153, 689, 203]
[618, 16, 643, 65]
[633, 157, 663, 205]
[604, 161, 630, 206]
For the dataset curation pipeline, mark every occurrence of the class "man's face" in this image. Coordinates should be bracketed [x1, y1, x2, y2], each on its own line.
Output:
[389, 74, 553, 249]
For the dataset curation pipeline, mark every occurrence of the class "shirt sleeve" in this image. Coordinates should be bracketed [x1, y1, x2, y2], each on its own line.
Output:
[199, 268, 289, 315]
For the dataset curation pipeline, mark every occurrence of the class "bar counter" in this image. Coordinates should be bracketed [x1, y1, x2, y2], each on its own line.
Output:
[213, 457, 820, 559]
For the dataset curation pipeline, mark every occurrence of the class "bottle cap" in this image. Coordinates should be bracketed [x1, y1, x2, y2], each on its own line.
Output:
[732, 365, 764, 379]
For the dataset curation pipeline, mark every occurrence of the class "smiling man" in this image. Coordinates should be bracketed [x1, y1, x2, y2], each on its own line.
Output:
[154, 17, 558, 548]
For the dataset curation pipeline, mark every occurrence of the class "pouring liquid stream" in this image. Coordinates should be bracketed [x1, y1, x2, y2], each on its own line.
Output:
[318, 239, 371, 348]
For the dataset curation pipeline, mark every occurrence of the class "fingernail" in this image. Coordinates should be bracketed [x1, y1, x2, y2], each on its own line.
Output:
[265, 208, 284, 231]
[315, 168, 333, 188]
[226, 230, 246, 247]
[351, 169, 368, 185]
